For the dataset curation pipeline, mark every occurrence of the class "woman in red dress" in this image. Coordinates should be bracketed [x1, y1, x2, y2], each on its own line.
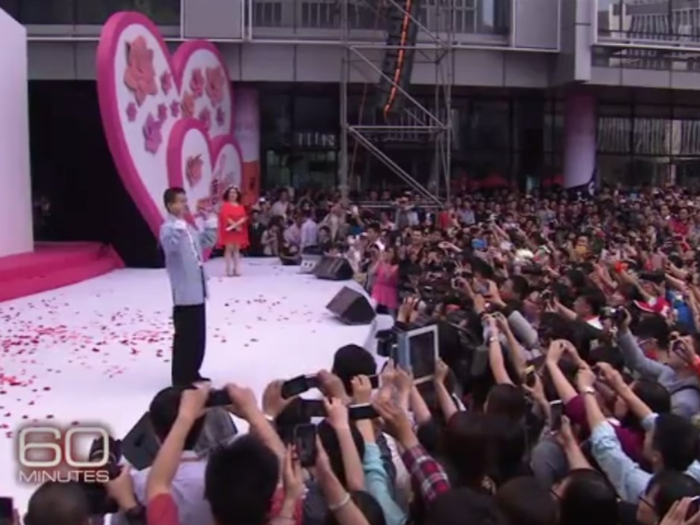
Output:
[218, 186, 249, 276]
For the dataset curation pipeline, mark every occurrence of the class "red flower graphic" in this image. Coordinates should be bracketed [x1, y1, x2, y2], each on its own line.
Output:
[160, 71, 172, 95]
[198, 107, 211, 131]
[186, 155, 204, 187]
[125, 102, 137, 122]
[190, 69, 204, 98]
[205, 67, 225, 106]
[181, 91, 195, 119]
[123, 36, 157, 106]
[157, 103, 168, 123]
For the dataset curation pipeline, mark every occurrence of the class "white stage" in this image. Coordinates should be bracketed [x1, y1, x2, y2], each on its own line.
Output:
[0, 259, 386, 509]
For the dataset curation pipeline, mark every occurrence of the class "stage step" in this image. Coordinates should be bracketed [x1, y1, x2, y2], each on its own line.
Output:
[0, 242, 124, 302]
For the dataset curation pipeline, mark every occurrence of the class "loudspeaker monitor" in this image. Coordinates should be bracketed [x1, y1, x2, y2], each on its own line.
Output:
[326, 286, 376, 325]
[315, 256, 354, 281]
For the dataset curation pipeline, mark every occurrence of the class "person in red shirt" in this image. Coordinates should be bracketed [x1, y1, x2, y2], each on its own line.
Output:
[670, 207, 691, 237]
[218, 187, 249, 277]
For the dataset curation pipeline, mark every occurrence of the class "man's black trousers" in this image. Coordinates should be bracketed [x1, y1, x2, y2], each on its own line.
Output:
[172, 303, 206, 386]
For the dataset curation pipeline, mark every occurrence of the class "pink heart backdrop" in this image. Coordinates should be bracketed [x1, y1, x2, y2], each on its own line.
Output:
[96, 11, 250, 236]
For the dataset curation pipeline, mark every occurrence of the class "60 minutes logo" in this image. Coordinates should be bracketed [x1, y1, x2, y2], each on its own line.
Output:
[16, 424, 112, 484]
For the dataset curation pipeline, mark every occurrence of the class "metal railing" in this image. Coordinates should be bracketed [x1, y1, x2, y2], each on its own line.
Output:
[595, 0, 700, 50]
[8, 0, 512, 43]
[251, 0, 510, 34]
[249, 0, 511, 41]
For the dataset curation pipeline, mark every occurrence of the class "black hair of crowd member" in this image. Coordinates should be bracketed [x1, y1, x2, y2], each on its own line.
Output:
[557, 469, 619, 525]
[317, 419, 365, 487]
[331, 344, 377, 396]
[149, 386, 206, 450]
[25, 482, 90, 525]
[204, 434, 280, 525]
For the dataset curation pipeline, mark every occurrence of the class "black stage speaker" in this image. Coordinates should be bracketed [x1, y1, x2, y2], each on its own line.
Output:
[326, 286, 377, 325]
[314, 256, 354, 281]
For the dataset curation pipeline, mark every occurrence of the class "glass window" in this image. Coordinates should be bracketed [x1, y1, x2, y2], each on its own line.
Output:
[294, 95, 336, 132]
[598, 154, 633, 186]
[10, 0, 180, 24]
[598, 116, 632, 153]
[253, 1, 283, 27]
[0, 0, 20, 19]
[20, 0, 74, 24]
[261, 94, 292, 147]
[468, 100, 510, 154]
[633, 117, 670, 156]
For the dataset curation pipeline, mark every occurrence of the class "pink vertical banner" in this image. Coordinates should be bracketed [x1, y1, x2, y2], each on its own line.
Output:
[234, 87, 261, 207]
[563, 91, 596, 189]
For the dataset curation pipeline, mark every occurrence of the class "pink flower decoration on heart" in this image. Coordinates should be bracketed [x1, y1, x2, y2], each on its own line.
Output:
[160, 71, 172, 95]
[125, 102, 137, 122]
[216, 106, 225, 127]
[190, 68, 204, 98]
[186, 155, 204, 187]
[123, 36, 157, 106]
[198, 107, 211, 130]
[157, 103, 168, 123]
[181, 91, 195, 119]
[170, 100, 180, 118]
[205, 67, 225, 106]
[142, 113, 162, 154]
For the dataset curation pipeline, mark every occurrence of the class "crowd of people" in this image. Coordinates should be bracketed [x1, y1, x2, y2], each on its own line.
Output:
[17, 184, 700, 525]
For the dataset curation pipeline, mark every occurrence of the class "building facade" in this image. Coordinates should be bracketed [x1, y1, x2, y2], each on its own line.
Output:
[5, 0, 700, 192]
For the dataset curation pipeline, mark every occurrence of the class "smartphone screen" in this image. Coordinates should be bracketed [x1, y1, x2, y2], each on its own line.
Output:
[0, 497, 13, 525]
[301, 399, 326, 419]
[550, 400, 563, 432]
[349, 404, 379, 421]
[206, 389, 232, 408]
[281, 375, 318, 399]
[293, 424, 317, 468]
[410, 331, 437, 382]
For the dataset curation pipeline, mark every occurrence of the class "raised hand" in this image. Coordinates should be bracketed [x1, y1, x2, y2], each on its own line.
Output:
[434, 358, 449, 385]
[282, 445, 305, 501]
[372, 397, 416, 448]
[317, 370, 348, 402]
[225, 383, 259, 420]
[351, 375, 372, 405]
[263, 379, 296, 419]
[179, 383, 210, 421]
[324, 397, 350, 431]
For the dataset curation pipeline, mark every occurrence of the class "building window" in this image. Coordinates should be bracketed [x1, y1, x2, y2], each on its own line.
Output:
[596, 100, 700, 190]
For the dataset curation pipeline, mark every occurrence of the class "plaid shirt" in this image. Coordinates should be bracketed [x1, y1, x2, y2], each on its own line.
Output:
[400, 444, 451, 504]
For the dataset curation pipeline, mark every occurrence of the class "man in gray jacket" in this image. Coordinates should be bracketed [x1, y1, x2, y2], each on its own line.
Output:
[160, 187, 218, 386]
[616, 310, 700, 419]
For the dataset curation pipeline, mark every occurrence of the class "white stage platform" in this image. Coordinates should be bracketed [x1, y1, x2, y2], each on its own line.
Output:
[0, 258, 388, 509]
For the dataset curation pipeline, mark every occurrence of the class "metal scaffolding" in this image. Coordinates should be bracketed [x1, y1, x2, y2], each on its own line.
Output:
[339, 0, 455, 205]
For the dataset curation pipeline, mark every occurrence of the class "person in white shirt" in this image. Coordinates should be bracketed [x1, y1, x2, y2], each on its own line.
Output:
[283, 217, 302, 251]
[270, 189, 290, 219]
[300, 211, 319, 252]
